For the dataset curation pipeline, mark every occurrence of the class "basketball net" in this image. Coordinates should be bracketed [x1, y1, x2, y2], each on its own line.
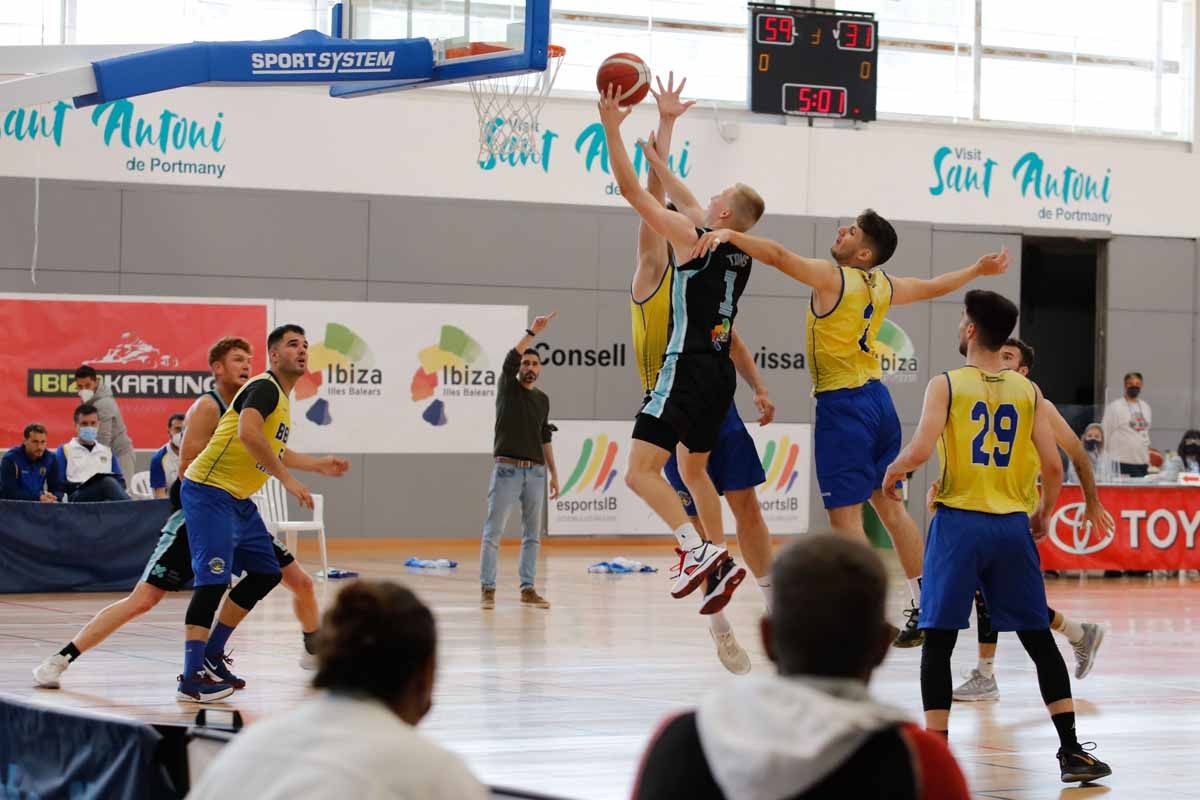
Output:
[466, 44, 565, 164]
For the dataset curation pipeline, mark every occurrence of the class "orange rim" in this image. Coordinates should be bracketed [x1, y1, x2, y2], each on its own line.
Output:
[548, 44, 566, 58]
[445, 42, 565, 60]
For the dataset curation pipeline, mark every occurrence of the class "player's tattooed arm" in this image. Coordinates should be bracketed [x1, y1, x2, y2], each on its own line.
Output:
[889, 247, 1008, 306]
[883, 374, 950, 500]
[599, 85, 700, 254]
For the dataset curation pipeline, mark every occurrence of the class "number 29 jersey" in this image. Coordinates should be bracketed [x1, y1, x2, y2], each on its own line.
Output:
[934, 367, 1041, 515]
[807, 265, 892, 394]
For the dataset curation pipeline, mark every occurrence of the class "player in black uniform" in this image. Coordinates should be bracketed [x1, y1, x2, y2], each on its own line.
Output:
[599, 85, 766, 602]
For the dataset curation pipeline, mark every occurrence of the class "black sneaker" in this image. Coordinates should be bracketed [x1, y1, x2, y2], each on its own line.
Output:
[892, 603, 924, 648]
[698, 557, 746, 615]
[1058, 743, 1112, 783]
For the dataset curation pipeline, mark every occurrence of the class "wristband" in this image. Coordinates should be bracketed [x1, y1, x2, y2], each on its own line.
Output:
[526, 328, 536, 337]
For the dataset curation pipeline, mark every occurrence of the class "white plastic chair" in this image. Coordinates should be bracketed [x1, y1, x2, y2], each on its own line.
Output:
[252, 478, 328, 580]
[129, 470, 153, 500]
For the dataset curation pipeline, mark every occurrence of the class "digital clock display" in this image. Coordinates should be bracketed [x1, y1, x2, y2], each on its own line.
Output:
[783, 83, 848, 117]
[756, 13, 796, 44]
[748, 3, 877, 122]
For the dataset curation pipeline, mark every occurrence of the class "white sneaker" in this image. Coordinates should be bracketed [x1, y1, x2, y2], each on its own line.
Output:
[710, 629, 751, 675]
[299, 651, 317, 670]
[33, 654, 70, 688]
[1072, 622, 1105, 680]
[952, 669, 999, 702]
[670, 542, 728, 599]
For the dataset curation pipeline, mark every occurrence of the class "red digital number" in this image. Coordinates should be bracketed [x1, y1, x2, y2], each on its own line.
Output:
[844, 23, 858, 48]
[864, 23, 873, 49]
[779, 16, 794, 41]
[797, 86, 812, 112]
[762, 15, 793, 42]
[816, 88, 831, 114]
[839, 90, 846, 114]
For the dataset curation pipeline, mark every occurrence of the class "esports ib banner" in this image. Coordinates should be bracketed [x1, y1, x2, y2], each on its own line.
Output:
[275, 300, 527, 453]
[550, 420, 811, 535]
[0, 294, 270, 449]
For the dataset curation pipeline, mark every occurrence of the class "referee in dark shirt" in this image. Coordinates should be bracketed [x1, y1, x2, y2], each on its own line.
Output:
[480, 312, 560, 610]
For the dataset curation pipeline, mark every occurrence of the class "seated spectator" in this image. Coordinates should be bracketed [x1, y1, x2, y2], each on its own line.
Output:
[633, 535, 969, 800]
[1161, 429, 1200, 482]
[55, 404, 130, 503]
[187, 580, 486, 800]
[149, 413, 185, 498]
[1067, 423, 1107, 485]
[1, 423, 60, 502]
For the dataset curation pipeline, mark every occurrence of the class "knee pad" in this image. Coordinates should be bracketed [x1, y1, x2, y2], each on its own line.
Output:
[185, 584, 227, 629]
[920, 628, 959, 711]
[227, 570, 282, 612]
[1017, 629, 1072, 705]
[975, 591, 998, 645]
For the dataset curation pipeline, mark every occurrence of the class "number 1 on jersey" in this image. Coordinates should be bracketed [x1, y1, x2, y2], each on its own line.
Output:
[719, 270, 737, 317]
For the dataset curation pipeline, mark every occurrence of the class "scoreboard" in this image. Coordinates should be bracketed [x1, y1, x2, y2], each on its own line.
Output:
[748, 3, 878, 122]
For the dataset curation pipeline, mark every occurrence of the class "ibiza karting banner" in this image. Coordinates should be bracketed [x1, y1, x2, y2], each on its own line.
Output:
[550, 420, 810, 536]
[1038, 485, 1200, 570]
[275, 300, 527, 453]
[1, 294, 269, 449]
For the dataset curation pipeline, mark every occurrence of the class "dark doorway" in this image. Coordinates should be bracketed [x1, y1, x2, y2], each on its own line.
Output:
[1019, 237, 1102, 434]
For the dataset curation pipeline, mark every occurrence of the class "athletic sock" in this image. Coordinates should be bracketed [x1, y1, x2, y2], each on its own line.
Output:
[1053, 615, 1085, 645]
[303, 630, 318, 655]
[977, 657, 994, 679]
[205, 622, 235, 660]
[928, 728, 948, 740]
[707, 611, 732, 635]
[59, 642, 81, 662]
[673, 523, 704, 552]
[183, 640, 206, 679]
[1051, 711, 1079, 750]
[755, 575, 772, 612]
[906, 576, 923, 606]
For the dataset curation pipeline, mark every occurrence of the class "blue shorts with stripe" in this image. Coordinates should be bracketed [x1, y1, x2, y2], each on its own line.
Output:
[181, 478, 281, 587]
[920, 506, 1049, 631]
[814, 379, 902, 509]
[664, 403, 766, 517]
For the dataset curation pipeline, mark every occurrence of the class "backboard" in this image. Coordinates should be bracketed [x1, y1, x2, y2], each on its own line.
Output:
[331, 0, 551, 97]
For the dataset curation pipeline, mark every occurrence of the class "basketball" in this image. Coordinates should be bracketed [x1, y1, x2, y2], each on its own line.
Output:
[597, 52, 651, 106]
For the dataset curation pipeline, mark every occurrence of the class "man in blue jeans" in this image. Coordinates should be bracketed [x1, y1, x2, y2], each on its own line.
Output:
[480, 312, 560, 610]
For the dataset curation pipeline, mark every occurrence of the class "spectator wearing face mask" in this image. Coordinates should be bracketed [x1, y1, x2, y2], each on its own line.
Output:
[1161, 430, 1200, 482]
[149, 413, 185, 498]
[1067, 424, 1107, 485]
[1101, 372, 1151, 478]
[73, 365, 136, 485]
[54, 404, 130, 502]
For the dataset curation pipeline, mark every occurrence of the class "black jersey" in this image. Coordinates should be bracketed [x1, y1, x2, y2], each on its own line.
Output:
[664, 228, 752, 357]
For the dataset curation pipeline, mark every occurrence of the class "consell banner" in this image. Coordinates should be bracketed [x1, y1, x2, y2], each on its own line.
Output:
[275, 299, 527, 454]
[550, 420, 811, 536]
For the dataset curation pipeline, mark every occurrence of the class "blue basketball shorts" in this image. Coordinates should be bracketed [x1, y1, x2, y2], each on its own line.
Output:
[920, 506, 1049, 631]
[181, 479, 281, 587]
[813, 379, 902, 509]
[664, 403, 766, 517]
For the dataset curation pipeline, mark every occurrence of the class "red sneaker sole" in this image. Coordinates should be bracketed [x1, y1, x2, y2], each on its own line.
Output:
[699, 565, 746, 615]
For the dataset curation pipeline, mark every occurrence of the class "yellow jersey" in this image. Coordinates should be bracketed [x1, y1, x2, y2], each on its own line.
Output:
[807, 266, 892, 394]
[934, 367, 1041, 515]
[185, 372, 291, 499]
[631, 266, 673, 394]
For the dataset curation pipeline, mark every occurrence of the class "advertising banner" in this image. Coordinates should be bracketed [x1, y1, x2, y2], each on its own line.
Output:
[550, 420, 810, 536]
[0, 294, 269, 449]
[1038, 485, 1200, 570]
[275, 300, 527, 453]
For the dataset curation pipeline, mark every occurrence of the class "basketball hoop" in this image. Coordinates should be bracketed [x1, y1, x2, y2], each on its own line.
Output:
[461, 44, 565, 164]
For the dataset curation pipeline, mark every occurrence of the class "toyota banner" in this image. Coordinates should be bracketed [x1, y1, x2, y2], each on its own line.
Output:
[1039, 485, 1200, 571]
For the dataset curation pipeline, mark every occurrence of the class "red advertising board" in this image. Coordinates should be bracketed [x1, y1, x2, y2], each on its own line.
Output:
[1038, 485, 1200, 570]
[1, 297, 269, 450]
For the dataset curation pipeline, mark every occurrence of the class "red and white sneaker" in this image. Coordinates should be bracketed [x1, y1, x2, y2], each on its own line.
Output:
[699, 557, 747, 615]
[670, 542, 729, 599]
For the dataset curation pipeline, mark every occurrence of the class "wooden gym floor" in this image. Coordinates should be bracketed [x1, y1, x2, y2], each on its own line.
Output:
[2, 539, 1199, 799]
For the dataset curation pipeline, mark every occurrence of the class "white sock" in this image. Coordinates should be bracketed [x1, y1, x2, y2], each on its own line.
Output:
[673, 523, 703, 551]
[707, 611, 732, 635]
[978, 657, 994, 678]
[755, 575, 772, 612]
[906, 576, 922, 606]
[1054, 615, 1085, 645]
